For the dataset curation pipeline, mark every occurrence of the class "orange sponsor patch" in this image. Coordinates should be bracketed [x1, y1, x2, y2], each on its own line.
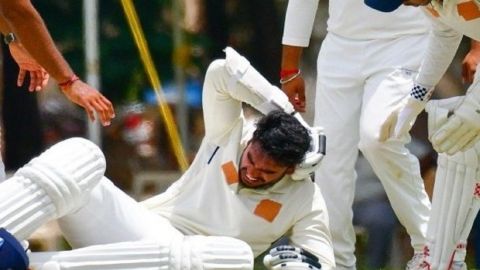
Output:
[457, 1, 480, 21]
[254, 199, 282, 222]
[222, 161, 238, 185]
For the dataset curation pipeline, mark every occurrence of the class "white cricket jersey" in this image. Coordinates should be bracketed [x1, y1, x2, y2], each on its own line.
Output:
[427, 0, 480, 40]
[282, 0, 429, 46]
[416, 0, 480, 87]
[142, 52, 335, 268]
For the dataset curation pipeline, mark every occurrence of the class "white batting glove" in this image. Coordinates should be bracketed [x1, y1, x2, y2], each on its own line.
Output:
[430, 87, 480, 155]
[379, 83, 433, 142]
[290, 113, 326, 181]
[263, 245, 322, 270]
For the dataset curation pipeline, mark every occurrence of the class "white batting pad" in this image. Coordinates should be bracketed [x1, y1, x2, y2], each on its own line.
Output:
[0, 176, 55, 240]
[0, 138, 105, 240]
[425, 100, 480, 269]
[30, 236, 254, 270]
[173, 235, 254, 269]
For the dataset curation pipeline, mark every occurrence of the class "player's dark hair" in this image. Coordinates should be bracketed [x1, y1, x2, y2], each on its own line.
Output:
[252, 110, 310, 167]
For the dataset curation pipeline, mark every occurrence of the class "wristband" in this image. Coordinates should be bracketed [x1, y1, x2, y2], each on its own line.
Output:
[279, 69, 301, 85]
[410, 82, 434, 102]
[58, 75, 80, 91]
[280, 69, 300, 79]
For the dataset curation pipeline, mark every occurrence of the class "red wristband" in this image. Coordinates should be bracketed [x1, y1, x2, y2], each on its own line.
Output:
[280, 69, 300, 79]
[58, 75, 80, 90]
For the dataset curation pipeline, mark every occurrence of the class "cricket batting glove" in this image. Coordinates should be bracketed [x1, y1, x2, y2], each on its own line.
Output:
[429, 86, 480, 155]
[379, 83, 433, 141]
[263, 245, 322, 270]
[291, 113, 326, 181]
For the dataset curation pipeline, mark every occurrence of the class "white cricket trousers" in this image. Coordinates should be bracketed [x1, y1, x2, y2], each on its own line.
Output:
[314, 32, 431, 269]
[57, 177, 183, 248]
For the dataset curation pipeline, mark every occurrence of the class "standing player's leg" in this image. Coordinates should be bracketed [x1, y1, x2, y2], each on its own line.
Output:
[358, 34, 431, 267]
[314, 33, 365, 270]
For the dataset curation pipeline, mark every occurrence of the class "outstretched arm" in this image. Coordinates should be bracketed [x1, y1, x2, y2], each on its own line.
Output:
[0, 0, 73, 81]
[0, 15, 49, 92]
[0, 0, 115, 126]
[281, 45, 306, 112]
[378, 15, 463, 141]
[280, 0, 319, 112]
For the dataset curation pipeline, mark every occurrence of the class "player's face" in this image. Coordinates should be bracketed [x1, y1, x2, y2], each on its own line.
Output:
[239, 141, 294, 188]
[403, 0, 432, 7]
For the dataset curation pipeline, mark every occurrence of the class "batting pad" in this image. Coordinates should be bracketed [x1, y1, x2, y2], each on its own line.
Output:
[0, 138, 105, 240]
[426, 99, 480, 269]
[30, 236, 254, 270]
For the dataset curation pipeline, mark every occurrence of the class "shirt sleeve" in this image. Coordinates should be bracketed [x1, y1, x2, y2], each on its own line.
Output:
[201, 60, 244, 143]
[282, 0, 319, 47]
[201, 50, 294, 143]
[416, 12, 463, 88]
[288, 185, 335, 269]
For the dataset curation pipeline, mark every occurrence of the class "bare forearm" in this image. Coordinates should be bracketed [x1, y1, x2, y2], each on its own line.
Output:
[0, 15, 11, 33]
[281, 45, 304, 70]
[0, 0, 73, 82]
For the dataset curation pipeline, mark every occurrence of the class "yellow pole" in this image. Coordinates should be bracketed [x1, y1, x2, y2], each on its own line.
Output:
[120, 0, 189, 171]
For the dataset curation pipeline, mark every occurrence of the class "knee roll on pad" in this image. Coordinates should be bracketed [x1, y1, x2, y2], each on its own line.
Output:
[171, 235, 254, 269]
[14, 138, 106, 218]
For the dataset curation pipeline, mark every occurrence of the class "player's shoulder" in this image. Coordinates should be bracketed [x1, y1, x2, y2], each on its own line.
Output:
[287, 177, 320, 199]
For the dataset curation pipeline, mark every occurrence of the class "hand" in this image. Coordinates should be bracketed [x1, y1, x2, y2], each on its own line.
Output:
[462, 42, 480, 84]
[290, 113, 325, 180]
[429, 93, 480, 155]
[281, 76, 306, 112]
[9, 42, 49, 92]
[263, 245, 321, 270]
[379, 95, 426, 141]
[290, 117, 326, 180]
[430, 116, 480, 154]
[61, 80, 115, 126]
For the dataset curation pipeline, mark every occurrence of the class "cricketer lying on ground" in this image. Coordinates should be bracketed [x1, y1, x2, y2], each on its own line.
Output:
[417, 97, 480, 270]
[0, 47, 333, 270]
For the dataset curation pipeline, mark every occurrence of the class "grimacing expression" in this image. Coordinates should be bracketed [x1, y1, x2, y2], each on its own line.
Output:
[239, 141, 295, 188]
